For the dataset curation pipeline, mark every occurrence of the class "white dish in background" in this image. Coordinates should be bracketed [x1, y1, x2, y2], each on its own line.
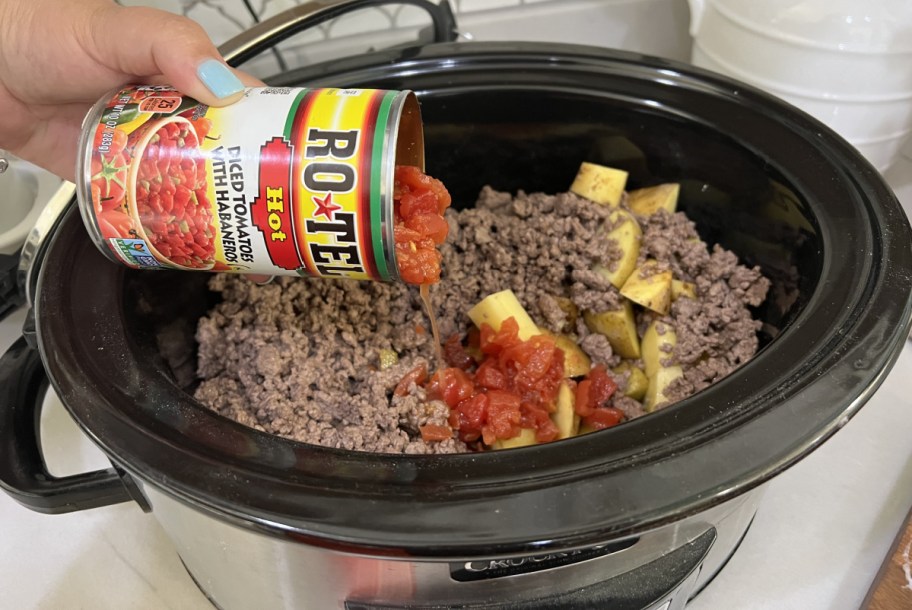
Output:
[689, 0, 912, 172]
[0, 160, 63, 256]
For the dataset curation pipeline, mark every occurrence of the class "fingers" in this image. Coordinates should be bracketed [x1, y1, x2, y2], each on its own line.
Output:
[90, 4, 263, 107]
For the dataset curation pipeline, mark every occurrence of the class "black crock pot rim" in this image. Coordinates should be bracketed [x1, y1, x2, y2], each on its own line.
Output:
[35, 41, 912, 556]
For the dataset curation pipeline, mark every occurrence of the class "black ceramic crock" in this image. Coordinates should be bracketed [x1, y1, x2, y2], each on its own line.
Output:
[1, 1, 911, 608]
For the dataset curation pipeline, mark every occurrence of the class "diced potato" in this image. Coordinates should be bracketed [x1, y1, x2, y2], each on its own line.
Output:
[614, 362, 648, 401]
[627, 183, 680, 217]
[644, 365, 684, 412]
[641, 320, 676, 379]
[620, 261, 673, 315]
[641, 321, 677, 379]
[583, 299, 640, 359]
[468, 289, 540, 341]
[641, 320, 683, 411]
[594, 209, 641, 288]
[552, 334, 592, 378]
[552, 381, 580, 440]
[378, 348, 399, 370]
[569, 162, 628, 207]
[493, 428, 538, 450]
[671, 279, 697, 301]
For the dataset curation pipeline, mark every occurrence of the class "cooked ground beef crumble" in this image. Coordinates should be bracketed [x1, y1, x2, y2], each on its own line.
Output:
[194, 187, 769, 453]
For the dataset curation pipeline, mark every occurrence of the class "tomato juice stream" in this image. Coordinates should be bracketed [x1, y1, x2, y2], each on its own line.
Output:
[419, 283, 444, 365]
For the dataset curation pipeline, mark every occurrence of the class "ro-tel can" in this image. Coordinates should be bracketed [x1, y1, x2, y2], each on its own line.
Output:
[76, 85, 425, 281]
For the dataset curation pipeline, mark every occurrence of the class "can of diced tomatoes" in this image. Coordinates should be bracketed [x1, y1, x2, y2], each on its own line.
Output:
[76, 85, 428, 282]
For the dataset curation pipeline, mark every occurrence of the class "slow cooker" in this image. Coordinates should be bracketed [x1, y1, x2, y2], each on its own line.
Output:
[1, 1, 911, 608]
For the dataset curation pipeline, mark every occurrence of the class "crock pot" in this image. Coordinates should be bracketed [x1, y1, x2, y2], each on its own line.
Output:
[2, 1, 911, 609]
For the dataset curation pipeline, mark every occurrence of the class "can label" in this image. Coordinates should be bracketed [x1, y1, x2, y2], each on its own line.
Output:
[78, 86, 423, 281]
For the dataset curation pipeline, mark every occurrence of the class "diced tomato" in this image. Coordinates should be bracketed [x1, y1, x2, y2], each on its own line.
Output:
[588, 365, 618, 409]
[405, 213, 449, 244]
[574, 365, 617, 416]
[575, 379, 594, 417]
[474, 359, 508, 390]
[483, 389, 522, 444]
[520, 404, 560, 443]
[419, 424, 453, 442]
[503, 335, 556, 384]
[396, 164, 452, 214]
[399, 189, 440, 219]
[443, 334, 475, 370]
[479, 317, 522, 355]
[394, 226, 424, 245]
[393, 363, 428, 397]
[450, 393, 488, 442]
[427, 368, 475, 408]
[402, 315, 618, 448]
[582, 407, 624, 431]
[392, 165, 452, 286]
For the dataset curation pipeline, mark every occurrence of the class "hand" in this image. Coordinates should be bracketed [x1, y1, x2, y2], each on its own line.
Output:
[0, 0, 263, 181]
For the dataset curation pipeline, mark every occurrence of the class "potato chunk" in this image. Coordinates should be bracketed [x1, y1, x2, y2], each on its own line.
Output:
[493, 428, 538, 449]
[583, 300, 640, 359]
[641, 320, 676, 378]
[594, 209, 641, 288]
[468, 289, 540, 341]
[552, 334, 592, 378]
[569, 162, 628, 207]
[671, 279, 697, 301]
[645, 365, 684, 412]
[620, 260, 673, 315]
[641, 320, 683, 411]
[614, 362, 648, 401]
[627, 183, 680, 217]
[552, 381, 580, 439]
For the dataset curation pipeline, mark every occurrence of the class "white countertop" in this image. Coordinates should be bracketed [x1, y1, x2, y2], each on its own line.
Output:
[2, 157, 912, 609]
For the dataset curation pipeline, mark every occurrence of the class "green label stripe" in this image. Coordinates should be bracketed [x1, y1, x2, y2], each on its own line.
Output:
[371, 91, 398, 281]
[283, 89, 311, 140]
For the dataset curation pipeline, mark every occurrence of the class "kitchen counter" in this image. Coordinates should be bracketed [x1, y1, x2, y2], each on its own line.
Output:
[2, 157, 912, 609]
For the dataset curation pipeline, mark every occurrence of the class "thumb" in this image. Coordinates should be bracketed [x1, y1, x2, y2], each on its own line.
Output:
[91, 4, 264, 107]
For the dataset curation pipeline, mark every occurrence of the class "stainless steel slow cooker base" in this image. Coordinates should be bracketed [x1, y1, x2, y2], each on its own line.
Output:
[143, 481, 762, 610]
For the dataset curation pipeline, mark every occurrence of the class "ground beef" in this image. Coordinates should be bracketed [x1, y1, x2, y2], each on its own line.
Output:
[194, 187, 769, 453]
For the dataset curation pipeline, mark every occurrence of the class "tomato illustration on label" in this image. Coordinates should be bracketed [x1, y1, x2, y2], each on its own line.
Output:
[130, 117, 216, 270]
[90, 127, 130, 213]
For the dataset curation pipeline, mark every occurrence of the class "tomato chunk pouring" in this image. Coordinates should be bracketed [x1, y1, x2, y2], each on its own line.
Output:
[393, 165, 452, 285]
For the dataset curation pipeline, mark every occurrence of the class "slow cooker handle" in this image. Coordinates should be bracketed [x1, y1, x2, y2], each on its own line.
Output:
[218, 0, 458, 68]
[0, 337, 132, 514]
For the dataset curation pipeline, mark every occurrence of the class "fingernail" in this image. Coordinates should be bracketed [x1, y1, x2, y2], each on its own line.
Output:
[197, 59, 244, 99]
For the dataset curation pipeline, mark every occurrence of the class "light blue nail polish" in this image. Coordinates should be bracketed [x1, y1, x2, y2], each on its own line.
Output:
[197, 59, 244, 99]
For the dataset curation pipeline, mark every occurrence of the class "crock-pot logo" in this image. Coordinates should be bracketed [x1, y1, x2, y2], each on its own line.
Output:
[449, 538, 637, 582]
